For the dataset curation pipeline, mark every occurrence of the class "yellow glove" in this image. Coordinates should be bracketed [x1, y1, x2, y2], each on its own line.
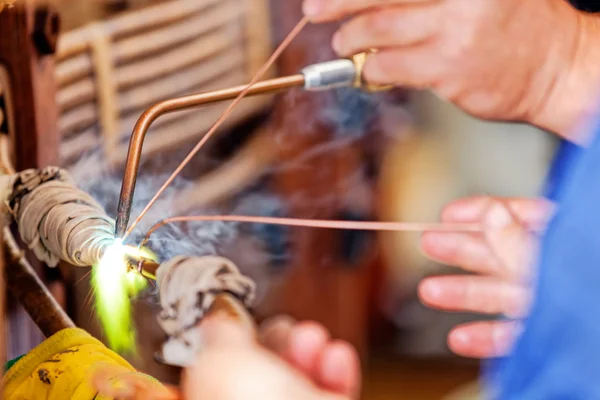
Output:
[2, 327, 170, 400]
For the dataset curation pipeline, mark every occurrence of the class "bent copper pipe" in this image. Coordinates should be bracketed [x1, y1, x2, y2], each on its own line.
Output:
[114, 75, 306, 237]
[114, 51, 391, 238]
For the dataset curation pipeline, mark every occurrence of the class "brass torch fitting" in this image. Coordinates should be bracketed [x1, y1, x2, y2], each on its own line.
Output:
[351, 50, 394, 92]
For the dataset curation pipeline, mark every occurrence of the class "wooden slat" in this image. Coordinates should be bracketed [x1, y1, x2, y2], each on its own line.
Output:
[59, 70, 273, 165]
[244, 0, 274, 78]
[113, 96, 269, 160]
[57, 0, 275, 168]
[59, 126, 98, 164]
[56, 0, 222, 60]
[116, 70, 250, 138]
[56, 0, 243, 87]
[112, 0, 242, 66]
[106, 0, 221, 40]
[118, 50, 246, 114]
[58, 53, 246, 135]
[116, 23, 243, 89]
[57, 23, 242, 113]
[57, 77, 95, 112]
[59, 103, 97, 136]
[60, 96, 268, 166]
[55, 52, 92, 87]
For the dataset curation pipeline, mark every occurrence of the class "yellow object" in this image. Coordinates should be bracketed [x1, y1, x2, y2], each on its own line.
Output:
[2, 328, 164, 400]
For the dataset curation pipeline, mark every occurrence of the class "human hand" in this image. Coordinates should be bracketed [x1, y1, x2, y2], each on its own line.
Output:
[182, 316, 361, 400]
[302, 0, 600, 141]
[418, 197, 553, 358]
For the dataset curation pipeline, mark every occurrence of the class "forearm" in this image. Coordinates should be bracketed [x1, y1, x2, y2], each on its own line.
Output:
[532, 9, 600, 144]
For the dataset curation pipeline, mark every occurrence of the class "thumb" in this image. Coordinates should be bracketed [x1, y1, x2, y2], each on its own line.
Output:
[483, 201, 537, 281]
[199, 316, 256, 349]
[187, 318, 351, 400]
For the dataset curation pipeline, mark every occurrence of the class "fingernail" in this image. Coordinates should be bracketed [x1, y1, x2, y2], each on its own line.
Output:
[303, 0, 321, 17]
[332, 32, 343, 54]
[484, 203, 513, 230]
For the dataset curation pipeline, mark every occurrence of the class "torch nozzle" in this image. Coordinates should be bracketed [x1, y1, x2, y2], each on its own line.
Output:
[123, 245, 159, 281]
[301, 59, 357, 91]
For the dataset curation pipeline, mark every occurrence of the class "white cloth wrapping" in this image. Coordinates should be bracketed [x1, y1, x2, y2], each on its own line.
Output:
[6, 167, 115, 267]
[156, 255, 256, 367]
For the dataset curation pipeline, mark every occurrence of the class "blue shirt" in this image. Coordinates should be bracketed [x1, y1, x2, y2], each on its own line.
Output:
[489, 120, 600, 398]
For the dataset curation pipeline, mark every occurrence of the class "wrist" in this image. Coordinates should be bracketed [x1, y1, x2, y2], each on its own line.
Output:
[529, 7, 600, 144]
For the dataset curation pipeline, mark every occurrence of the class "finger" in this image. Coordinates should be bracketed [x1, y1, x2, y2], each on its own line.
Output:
[483, 201, 538, 280]
[332, 5, 440, 56]
[319, 340, 361, 399]
[303, 0, 438, 23]
[288, 321, 331, 378]
[260, 315, 297, 354]
[418, 275, 530, 318]
[420, 231, 504, 276]
[363, 46, 442, 88]
[263, 318, 362, 398]
[448, 320, 522, 359]
[440, 196, 554, 230]
[199, 316, 255, 349]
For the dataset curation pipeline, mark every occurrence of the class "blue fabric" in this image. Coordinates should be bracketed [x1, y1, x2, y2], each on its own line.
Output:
[488, 122, 600, 398]
[543, 139, 583, 202]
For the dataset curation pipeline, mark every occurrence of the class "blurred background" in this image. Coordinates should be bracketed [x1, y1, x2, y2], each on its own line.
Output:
[0, 0, 561, 398]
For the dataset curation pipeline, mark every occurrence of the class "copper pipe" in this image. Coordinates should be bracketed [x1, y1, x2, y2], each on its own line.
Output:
[141, 216, 485, 249]
[4, 227, 75, 337]
[115, 74, 305, 237]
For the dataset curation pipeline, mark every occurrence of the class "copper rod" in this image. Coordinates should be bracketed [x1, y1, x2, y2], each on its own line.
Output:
[116, 17, 309, 240]
[139, 215, 485, 252]
[4, 227, 75, 337]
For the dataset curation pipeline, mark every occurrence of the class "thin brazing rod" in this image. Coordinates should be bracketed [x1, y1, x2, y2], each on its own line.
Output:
[114, 74, 306, 237]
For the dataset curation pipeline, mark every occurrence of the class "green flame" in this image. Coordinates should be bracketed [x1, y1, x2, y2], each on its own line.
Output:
[91, 239, 153, 353]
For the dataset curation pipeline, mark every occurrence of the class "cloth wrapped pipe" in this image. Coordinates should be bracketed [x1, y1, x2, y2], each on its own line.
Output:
[4, 167, 115, 268]
[156, 255, 257, 367]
